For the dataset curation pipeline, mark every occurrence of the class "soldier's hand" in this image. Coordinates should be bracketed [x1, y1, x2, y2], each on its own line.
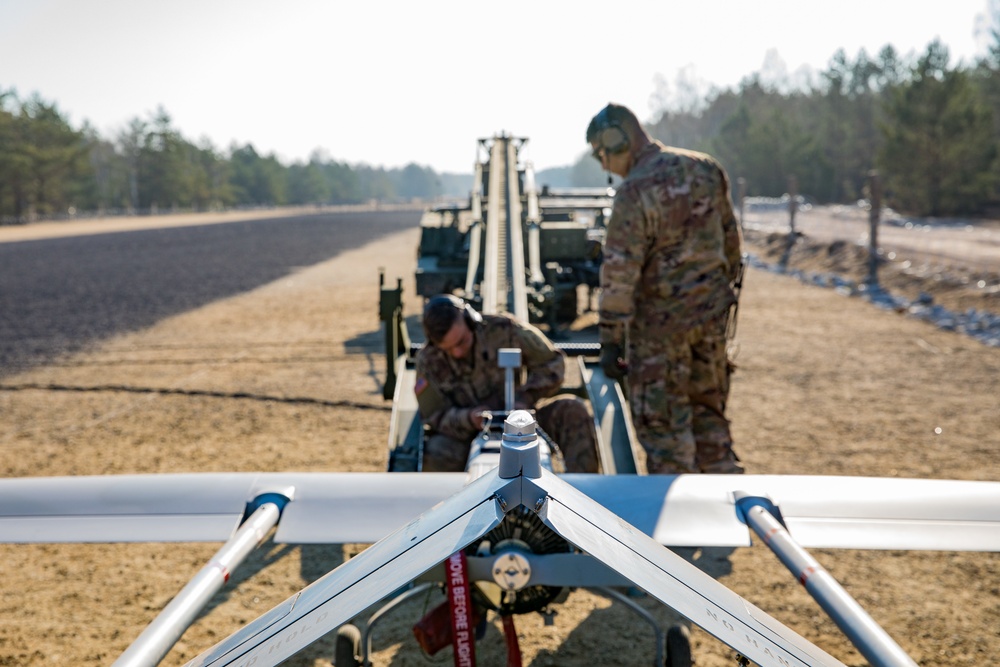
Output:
[468, 405, 490, 430]
[599, 342, 628, 381]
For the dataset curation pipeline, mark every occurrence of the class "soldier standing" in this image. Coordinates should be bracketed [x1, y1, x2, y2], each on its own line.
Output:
[414, 294, 599, 473]
[587, 102, 744, 474]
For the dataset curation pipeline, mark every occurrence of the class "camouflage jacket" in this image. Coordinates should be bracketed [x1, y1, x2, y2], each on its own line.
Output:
[599, 141, 743, 344]
[415, 313, 565, 441]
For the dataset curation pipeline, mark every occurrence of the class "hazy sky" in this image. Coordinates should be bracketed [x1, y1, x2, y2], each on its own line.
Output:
[1, 0, 994, 173]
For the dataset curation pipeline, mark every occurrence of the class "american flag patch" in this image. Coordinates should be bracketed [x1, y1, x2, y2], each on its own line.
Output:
[414, 377, 428, 395]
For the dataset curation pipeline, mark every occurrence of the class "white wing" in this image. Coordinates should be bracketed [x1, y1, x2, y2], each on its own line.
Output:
[1, 472, 998, 550]
[0, 472, 466, 543]
[569, 474, 1000, 551]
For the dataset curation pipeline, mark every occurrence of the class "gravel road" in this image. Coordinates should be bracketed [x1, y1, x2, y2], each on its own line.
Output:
[0, 208, 422, 376]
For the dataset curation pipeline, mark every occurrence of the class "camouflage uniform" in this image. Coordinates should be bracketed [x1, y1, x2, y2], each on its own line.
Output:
[599, 141, 743, 474]
[415, 313, 599, 473]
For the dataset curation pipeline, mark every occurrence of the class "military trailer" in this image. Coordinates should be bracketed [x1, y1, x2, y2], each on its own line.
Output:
[414, 134, 614, 330]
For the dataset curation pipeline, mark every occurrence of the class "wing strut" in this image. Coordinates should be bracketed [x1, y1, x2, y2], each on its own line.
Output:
[735, 493, 919, 667]
[188, 412, 852, 667]
[114, 493, 288, 667]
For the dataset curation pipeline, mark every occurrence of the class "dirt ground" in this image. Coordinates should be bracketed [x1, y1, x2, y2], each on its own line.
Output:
[0, 209, 998, 666]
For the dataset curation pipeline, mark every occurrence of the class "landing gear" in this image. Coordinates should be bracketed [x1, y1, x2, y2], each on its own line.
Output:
[335, 624, 362, 667]
[665, 624, 692, 667]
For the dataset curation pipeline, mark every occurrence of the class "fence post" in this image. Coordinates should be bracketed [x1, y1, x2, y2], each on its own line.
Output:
[778, 175, 799, 270]
[736, 177, 747, 228]
[867, 170, 881, 287]
[787, 175, 798, 235]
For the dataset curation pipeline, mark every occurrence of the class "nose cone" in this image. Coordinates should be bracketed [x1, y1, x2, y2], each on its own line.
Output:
[504, 410, 536, 437]
[499, 410, 542, 479]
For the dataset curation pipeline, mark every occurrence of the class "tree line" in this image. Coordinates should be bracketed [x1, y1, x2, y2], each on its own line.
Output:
[3, 33, 1000, 222]
[571, 38, 1000, 218]
[0, 97, 447, 223]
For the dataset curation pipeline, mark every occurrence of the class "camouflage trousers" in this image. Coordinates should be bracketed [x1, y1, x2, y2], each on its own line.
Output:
[423, 394, 599, 473]
[627, 310, 742, 475]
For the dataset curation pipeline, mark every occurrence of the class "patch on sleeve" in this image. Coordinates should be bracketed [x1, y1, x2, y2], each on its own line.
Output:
[414, 376, 429, 395]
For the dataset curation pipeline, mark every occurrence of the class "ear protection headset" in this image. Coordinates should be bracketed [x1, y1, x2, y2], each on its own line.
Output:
[591, 105, 630, 155]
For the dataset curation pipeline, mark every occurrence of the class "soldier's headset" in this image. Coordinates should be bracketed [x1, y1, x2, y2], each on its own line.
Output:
[424, 294, 483, 329]
[591, 105, 630, 156]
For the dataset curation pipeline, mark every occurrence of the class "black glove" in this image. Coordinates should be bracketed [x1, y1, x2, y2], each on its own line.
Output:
[599, 342, 627, 381]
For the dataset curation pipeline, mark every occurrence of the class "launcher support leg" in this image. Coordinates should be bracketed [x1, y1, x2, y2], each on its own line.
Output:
[734, 493, 918, 667]
[379, 272, 410, 400]
[113, 499, 284, 667]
